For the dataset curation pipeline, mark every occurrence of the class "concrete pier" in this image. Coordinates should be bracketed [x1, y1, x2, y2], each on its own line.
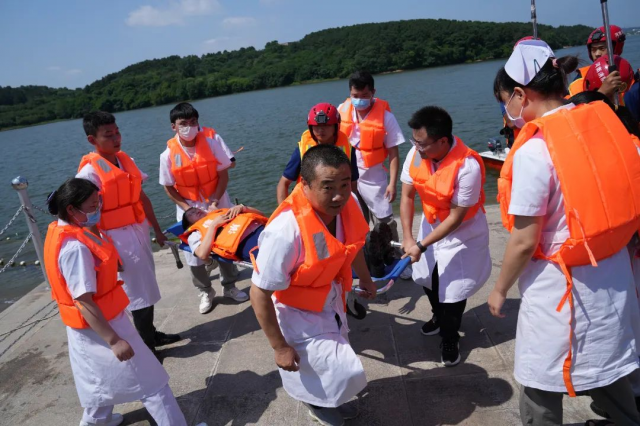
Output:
[0, 206, 604, 425]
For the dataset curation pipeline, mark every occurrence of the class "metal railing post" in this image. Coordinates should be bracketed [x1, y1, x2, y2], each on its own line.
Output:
[11, 176, 49, 285]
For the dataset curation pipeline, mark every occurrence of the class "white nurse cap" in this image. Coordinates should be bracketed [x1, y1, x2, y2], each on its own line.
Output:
[505, 39, 556, 85]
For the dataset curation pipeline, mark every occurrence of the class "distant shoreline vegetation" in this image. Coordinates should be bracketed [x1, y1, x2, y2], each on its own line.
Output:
[0, 19, 591, 131]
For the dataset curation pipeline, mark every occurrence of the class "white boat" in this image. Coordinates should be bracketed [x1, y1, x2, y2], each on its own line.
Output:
[479, 137, 509, 171]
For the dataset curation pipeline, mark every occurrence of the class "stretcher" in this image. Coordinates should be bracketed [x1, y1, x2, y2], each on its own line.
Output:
[163, 222, 412, 298]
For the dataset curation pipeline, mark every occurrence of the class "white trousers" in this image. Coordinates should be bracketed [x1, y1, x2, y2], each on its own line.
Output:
[81, 384, 186, 426]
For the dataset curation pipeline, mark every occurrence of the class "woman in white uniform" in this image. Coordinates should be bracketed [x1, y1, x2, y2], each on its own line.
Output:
[44, 178, 187, 426]
[488, 40, 640, 425]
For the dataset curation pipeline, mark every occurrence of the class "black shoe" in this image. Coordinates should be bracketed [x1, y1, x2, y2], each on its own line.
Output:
[155, 331, 182, 347]
[590, 401, 610, 419]
[420, 316, 440, 336]
[441, 339, 461, 367]
[346, 297, 367, 320]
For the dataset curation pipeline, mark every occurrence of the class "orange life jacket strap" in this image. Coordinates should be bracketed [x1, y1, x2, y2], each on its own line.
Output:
[553, 257, 577, 397]
[249, 245, 259, 273]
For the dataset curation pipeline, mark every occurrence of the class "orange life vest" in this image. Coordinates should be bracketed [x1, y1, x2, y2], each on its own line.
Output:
[497, 101, 640, 396]
[44, 222, 129, 329]
[78, 152, 145, 231]
[568, 65, 591, 97]
[260, 185, 369, 312]
[339, 98, 391, 168]
[298, 129, 351, 161]
[167, 133, 219, 202]
[296, 130, 352, 183]
[200, 126, 217, 139]
[409, 137, 486, 224]
[180, 208, 268, 261]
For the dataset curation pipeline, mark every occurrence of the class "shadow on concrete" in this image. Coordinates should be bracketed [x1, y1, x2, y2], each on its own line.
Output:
[121, 370, 281, 426]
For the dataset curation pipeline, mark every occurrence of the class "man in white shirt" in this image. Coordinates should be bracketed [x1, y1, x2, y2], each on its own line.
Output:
[400, 106, 491, 367]
[251, 145, 377, 426]
[159, 103, 248, 314]
[338, 71, 405, 240]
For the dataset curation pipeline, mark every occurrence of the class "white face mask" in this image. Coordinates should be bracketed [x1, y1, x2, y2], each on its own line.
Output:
[178, 125, 198, 142]
[504, 91, 526, 129]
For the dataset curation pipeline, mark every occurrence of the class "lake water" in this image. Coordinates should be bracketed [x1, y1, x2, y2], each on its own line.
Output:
[1, 37, 639, 312]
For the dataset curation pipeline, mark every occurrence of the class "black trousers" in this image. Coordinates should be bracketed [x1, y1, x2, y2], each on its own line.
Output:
[423, 263, 467, 342]
[131, 305, 157, 351]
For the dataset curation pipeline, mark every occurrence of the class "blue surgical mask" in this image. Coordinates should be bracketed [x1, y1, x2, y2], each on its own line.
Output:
[351, 97, 371, 110]
[504, 92, 526, 129]
[75, 201, 102, 227]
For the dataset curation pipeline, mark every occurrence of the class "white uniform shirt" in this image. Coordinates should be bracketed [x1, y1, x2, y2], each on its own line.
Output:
[339, 101, 405, 219]
[159, 134, 233, 266]
[508, 104, 640, 392]
[250, 205, 367, 407]
[58, 222, 168, 407]
[400, 141, 491, 303]
[77, 159, 161, 311]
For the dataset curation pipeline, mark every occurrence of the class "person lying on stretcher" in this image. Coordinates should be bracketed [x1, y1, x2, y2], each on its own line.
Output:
[180, 204, 267, 262]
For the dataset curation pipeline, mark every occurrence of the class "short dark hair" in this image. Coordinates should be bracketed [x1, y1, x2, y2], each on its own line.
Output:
[182, 207, 198, 231]
[300, 144, 350, 185]
[47, 178, 99, 222]
[408, 106, 453, 144]
[170, 102, 199, 124]
[570, 91, 640, 138]
[493, 55, 579, 101]
[83, 111, 116, 137]
[349, 71, 375, 91]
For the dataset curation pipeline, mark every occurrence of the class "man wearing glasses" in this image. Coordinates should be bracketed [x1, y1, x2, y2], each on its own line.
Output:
[399, 106, 491, 367]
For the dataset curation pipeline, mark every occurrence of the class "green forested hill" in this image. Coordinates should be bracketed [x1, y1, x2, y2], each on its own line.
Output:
[0, 19, 591, 130]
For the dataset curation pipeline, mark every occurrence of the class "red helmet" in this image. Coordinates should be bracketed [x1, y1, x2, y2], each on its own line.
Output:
[587, 25, 626, 61]
[307, 103, 340, 126]
[583, 55, 635, 92]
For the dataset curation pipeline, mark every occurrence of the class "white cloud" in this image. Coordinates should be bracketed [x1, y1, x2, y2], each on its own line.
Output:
[204, 36, 231, 46]
[126, 0, 221, 27]
[222, 16, 256, 28]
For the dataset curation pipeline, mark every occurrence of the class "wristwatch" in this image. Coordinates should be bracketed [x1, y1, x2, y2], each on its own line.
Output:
[416, 241, 427, 253]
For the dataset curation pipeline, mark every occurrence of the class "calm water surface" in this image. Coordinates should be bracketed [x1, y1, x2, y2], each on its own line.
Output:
[1, 38, 639, 311]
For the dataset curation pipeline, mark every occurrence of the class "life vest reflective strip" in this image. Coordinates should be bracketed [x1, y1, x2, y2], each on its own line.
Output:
[408, 137, 486, 224]
[167, 133, 219, 202]
[339, 98, 390, 168]
[568, 66, 591, 97]
[497, 101, 640, 396]
[258, 185, 369, 312]
[78, 152, 145, 231]
[44, 222, 129, 329]
[296, 130, 352, 183]
[180, 208, 268, 261]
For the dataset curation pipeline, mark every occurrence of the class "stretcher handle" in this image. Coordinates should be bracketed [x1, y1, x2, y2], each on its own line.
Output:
[353, 278, 397, 296]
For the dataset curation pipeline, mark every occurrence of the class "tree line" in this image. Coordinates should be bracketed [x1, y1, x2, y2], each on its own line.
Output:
[0, 19, 592, 130]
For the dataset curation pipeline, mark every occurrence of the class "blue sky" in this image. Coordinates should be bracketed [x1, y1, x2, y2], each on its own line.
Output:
[1, 0, 638, 89]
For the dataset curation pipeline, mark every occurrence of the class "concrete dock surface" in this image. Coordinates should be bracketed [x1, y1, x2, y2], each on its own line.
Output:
[0, 206, 606, 425]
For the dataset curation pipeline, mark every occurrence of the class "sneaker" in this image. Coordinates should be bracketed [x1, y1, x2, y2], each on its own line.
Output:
[400, 264, 413, 280]
[199, 289, 216, 314]
[441, 339, 461, 367]
[223, 287, 249, 302]
[337, 403, 359, 420]
[80, 413, 123, 426]
[305, 405, 344, 426]
[589, 401, 610, 419]
[420, 316, 440, 336]
[154, 331, 182, 347]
